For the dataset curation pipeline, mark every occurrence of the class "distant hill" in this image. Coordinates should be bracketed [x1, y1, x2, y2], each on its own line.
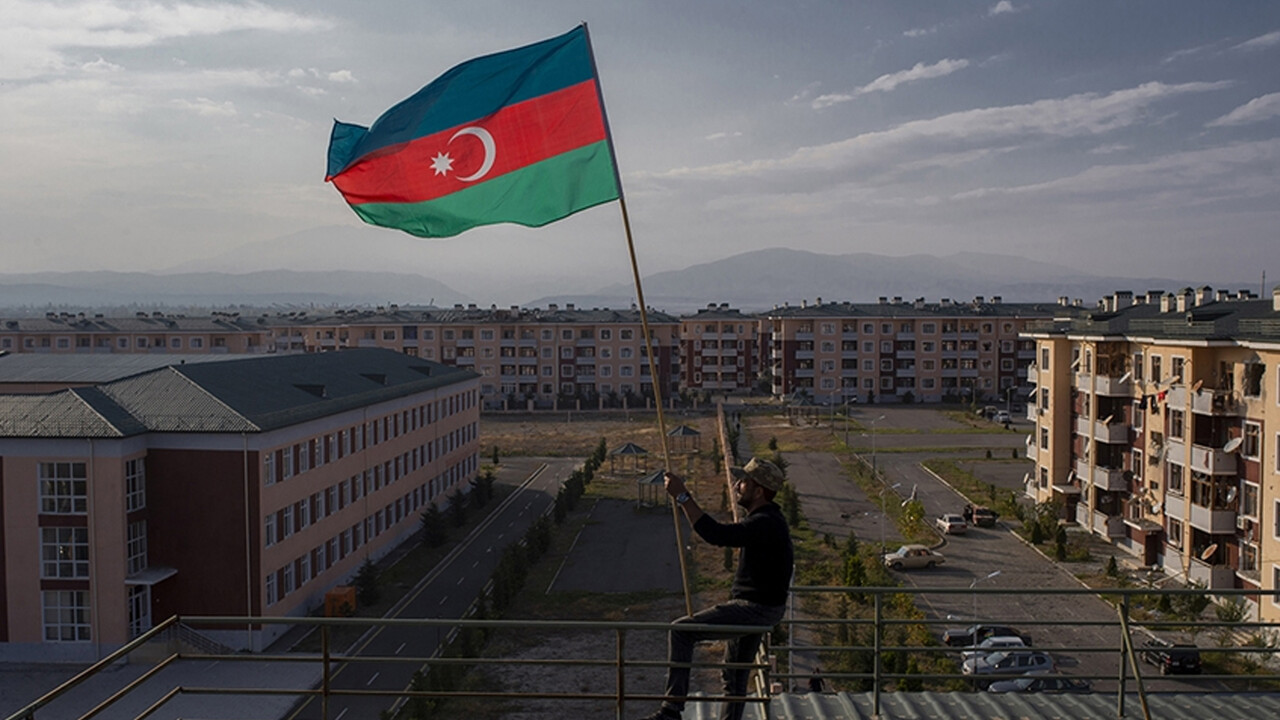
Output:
[1, 248, 1256, 316]
[0, 270, 467, 312]
[576, 248, 1245, 312]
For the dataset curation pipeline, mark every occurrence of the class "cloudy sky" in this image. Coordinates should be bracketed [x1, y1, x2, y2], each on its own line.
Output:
[3, 0, 1278, 301]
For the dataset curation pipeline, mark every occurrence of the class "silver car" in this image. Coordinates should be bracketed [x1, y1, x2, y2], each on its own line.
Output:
[962, 650, 1055, 677]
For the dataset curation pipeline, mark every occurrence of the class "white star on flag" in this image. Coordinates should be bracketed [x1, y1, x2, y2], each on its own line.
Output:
[430, 152, 454, 177]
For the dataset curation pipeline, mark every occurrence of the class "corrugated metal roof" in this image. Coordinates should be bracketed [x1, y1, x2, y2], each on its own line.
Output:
[0, 348, 477, 438]
[0, 352, 242, 384]
[0, 387, 141, 437]
[686, 691, 1280, 720]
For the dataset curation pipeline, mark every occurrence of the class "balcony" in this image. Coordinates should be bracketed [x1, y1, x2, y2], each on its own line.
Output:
[795, 332, 814, 341]
[896, 350, 916, 359]
[1188, 443, 1237, 475]
[794, 368, 815, 378]
[1025, 436, 1038, 462]
[1092, 374, 1132, 397]
[1188, 502, 1236, 535]
[1187, 557, 1237, 590]
[1189, 388, 1243, 416]
[1076, 505, 1125, 538]
[1025, 404, 1038, 422]
[1074, 417, 1128, 445]
[1076, 460, 1127, 492]
[795, 350, 814, 360]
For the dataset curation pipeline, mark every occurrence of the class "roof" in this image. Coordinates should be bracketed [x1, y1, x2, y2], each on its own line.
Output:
[0, 348, 476, 438]
[610, 442, 648, 455]
[667, 424, 701, 436]
[731, 691, 1280, 720]
[0, 352, 241, 385]
[764, 299, 1064, 319]
[1026, 294, 1280, 343]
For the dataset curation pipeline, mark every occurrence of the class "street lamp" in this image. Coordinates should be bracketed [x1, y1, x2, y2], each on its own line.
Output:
[970, 570, 1002, 625]
[869, 414, 886, 477]
[880, 482, 902, 551]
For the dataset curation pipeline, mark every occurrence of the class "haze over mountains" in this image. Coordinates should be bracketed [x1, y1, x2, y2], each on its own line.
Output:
[0, 226, 1259, 314]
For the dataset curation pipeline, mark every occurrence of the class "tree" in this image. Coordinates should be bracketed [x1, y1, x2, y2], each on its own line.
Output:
[355, 558, 381, 606]
[449, 488, 467, 527]
[420, 502, 447, 547]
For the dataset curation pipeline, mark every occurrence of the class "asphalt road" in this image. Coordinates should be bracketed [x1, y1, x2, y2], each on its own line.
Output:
[286, 457, 574, 720]
[774, 407, 1202, 692]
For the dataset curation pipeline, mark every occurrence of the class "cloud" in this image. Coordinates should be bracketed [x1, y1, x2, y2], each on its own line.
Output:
[705, 131, 743, 141]
[951, 139, 1280, 206]
[988, 1, 1019, 16]
[1206, 92, 1280, 127]
[1, 0, 333, 80]
[82, 57, 122, 73]
[903, 27, 936, 38]
[1232, 30, 1280, 52]
[170, 97, 237, 117]
[812, 58, 970, 108]
[1087, 143, 1131, 155]
[643, 80, 1232, 186]
[327, 70, 357, 84]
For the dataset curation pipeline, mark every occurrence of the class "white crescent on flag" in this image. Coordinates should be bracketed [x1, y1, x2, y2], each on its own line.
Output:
[449, 126, 496, 182]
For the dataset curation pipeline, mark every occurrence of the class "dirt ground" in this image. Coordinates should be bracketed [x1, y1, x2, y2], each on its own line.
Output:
[475, 412, 739, 719]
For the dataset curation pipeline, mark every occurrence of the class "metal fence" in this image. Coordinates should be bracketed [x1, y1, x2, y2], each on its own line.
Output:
[8, 586, 1279, 720]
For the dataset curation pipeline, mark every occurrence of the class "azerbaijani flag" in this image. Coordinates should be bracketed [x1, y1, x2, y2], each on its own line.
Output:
[326, 26, 620, 238]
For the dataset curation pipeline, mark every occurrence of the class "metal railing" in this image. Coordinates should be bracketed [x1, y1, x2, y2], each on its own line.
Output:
[8, 586, 1280, 720]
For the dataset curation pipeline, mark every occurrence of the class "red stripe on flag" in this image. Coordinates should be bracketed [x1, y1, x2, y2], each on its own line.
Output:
[332, 79, 608, 205]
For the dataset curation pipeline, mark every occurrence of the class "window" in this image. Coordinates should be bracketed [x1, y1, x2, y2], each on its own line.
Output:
[266, 573, 278, 606]
[1150, 355, 1162, 384]
[282, 450, 294, 479]
[1040, 427, 1049, 449]
[41, 527, 89, 578]
[1133, 352, 1144, 382]
[1166, 517, 1183, 549]
[1132, 450, 1144, 485]
[1170, 356, 1185, 384]
[1168, 409, 1184, 439]
[1243, 422, 1261, 459]
[1244, 363, 1264, 397]
[1167, 463, 1184, 495]
[127, 521, 147, 574]
[125, 458, 146, 511]
[43, 591, 91, 642]
[1242, 482, 1258, 518]
[265, 514, 276, 547]
[1040, 347, 1049, 369]
[1132, 400, 1143, 432]
[39, 462, 87, 514]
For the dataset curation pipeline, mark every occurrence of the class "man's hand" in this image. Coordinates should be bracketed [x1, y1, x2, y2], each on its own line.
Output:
[664, 471, 688, 498]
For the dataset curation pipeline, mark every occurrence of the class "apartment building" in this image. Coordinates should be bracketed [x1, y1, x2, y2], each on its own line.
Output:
[0, 349, 480, 661]
[1024, 288, 1280, 619]
[1, 305, 680, 410]
[679, 304, 762, 394]
[765, 297, 1054, 405]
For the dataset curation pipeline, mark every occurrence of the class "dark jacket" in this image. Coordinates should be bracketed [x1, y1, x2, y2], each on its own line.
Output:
[693, 503, 793, 606]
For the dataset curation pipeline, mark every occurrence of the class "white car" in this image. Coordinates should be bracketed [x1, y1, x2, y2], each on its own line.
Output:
[936, 513, 968, 535]
[993, 411, 1012, 424]
[962, 650, 1055, 677]
[961, 635, 1028, 660]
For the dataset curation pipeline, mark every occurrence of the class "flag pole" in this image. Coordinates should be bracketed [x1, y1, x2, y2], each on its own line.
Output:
[582, 22, 693, 617]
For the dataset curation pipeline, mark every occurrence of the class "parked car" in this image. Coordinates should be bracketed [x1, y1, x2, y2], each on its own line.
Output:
[993, 410, 1012, 424]
[987, 675, 1092, 694]
[961, 635, 1028, 660]
[1140, 637, 1201, 675]
[971, 506, 999, 527]
[882, 544, 945, 570]
[944, 624, 1033, 647]
[962, 650, 1055, 678]
[936, 513, 968, 534]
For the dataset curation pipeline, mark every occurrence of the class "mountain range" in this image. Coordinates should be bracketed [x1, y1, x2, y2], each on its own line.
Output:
[0, 240, 1260, 315]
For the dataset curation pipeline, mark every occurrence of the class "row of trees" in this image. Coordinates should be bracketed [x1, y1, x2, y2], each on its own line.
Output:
[398, 439, 608, 718]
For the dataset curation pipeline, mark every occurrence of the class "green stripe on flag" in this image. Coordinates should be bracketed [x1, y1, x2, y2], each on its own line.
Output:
[350, 141, 619, 238]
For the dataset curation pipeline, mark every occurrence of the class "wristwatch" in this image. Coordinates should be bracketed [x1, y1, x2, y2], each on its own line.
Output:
[675, 491, 692, 505]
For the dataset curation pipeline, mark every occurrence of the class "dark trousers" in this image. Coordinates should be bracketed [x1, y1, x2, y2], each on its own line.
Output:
[661, 599, 785, 720]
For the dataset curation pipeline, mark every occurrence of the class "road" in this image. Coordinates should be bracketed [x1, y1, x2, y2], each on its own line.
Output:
[286, 457, 576, 720]
[778, 407, 1200, 692]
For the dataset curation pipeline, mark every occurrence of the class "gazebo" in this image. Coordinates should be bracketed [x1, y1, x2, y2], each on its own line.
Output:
[667, 424, 702, 453]
[636, 469, 666, 507]
[609, 442, 650, 474]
